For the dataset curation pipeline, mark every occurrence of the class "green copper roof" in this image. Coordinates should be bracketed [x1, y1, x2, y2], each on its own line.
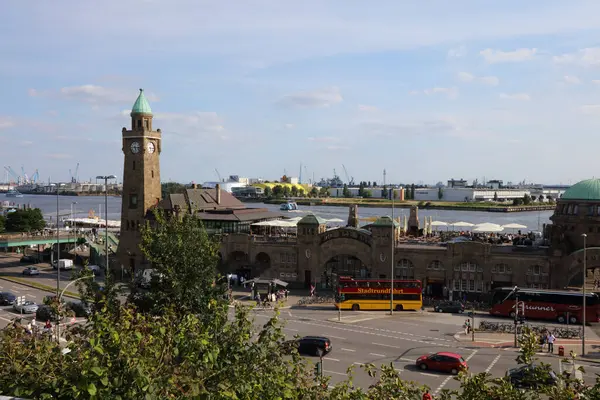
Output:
[297, 213, 327, 225]
[370, 216, 400, 227]
[562, 179, 600, 201]
[131, 88, 152, 114]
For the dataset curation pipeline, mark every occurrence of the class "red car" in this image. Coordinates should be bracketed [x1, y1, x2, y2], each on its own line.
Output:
[416, 352, 468, 375]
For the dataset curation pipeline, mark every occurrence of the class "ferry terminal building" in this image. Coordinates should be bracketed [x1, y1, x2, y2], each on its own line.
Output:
[117, 90, 600, 298]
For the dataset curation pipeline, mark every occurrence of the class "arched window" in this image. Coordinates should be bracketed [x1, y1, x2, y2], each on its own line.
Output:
[395, 259, 414, 279]
[460, 262, 477, 272]
[428, 260, 443, 270]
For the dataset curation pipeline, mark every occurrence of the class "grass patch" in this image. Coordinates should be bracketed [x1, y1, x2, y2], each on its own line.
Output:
[0, 276, 80, 299]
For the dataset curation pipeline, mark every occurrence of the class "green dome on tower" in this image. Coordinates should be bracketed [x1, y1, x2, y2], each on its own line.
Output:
[561, 178, 600, 201]
[131, 88, 152, 114]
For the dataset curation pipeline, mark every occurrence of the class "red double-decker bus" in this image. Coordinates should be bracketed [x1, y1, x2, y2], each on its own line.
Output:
[335, 276, 422, 311]
[490, 287, 600, 324]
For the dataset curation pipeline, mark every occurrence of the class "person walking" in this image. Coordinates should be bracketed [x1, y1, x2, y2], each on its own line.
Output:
[422, 389, 433, 400]
[464, 319, 471, 335]
[547, 333, 555, 354]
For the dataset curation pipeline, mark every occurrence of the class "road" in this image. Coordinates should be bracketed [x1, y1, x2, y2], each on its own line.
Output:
[251, 307, 600, 393]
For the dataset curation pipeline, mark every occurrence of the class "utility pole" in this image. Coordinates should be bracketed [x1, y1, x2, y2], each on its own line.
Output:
[471, 307, 475, 342]
[514, 291, 519, 348]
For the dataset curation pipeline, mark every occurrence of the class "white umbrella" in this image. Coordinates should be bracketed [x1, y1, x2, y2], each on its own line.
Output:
[502, 223, 527, 229]
[326, 218, 344, 223]
[473, 223, 504, 233]
[452, 221, 475, 227]
[430, 221, 448, 227]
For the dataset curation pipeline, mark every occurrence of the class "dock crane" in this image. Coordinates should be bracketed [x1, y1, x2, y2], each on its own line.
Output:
[342, 164, 355, 186]
[5, 166, 20, 184]
[214, 169, 223, 182]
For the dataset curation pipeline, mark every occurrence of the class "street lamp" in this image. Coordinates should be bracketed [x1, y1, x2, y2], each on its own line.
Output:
[50, 183, 66, 297]
[70, 201, 77, 254]
[582, 233, 587, 356]
[96, 175, 117, 281]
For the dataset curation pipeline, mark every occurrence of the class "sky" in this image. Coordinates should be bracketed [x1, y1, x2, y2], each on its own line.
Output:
[2, 1, 600, 186]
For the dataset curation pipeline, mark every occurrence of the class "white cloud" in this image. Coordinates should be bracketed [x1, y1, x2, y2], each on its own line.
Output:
[307, 136, 339, 143]
[447, 45, 467, 58]
[423, 87, 459, 99]
[457, 72, 499, 86]
[284, 123, 294, 129]
[358, 104, 378, 112]
[563, 75, 581, 85]
[581, 105, 600, 114]
[408, 90, 420, 95]
[553, 48, 600, 67]
[278, 87, 343, 108]
[480, 48, 538, 63]
[499, 93, 531, 101]
[46, 153, 73, 159]
[19, 141, 33, 146]
[0, 117, 16, 130]
[592, 80, 600, 85]
[32, 85, 160, 105]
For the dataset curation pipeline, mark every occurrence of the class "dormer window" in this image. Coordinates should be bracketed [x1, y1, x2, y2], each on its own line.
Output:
[137, 120, 142, 129]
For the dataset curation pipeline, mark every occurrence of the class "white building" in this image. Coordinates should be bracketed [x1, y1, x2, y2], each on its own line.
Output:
[415, 187, 530, 202]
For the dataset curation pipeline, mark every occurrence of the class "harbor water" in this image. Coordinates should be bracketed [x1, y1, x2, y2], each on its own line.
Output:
[3, 194, 553, 231]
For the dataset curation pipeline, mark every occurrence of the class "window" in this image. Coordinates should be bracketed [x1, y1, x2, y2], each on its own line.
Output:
[129, 194, 138, 209]
[152, 170, 154, 178]
[428, 260, 443, 270]
[459, 262, 477, 272]
[454, 264, 460, 271]
[145, 120, 149, 130]
[454, 280, 460, 290]
[573, 205, 579, 215]
[532, 265, 541, 275]
[137, 120, 142, 128]
[469, 280, 475, 291]
[396, 259, 414, 279]
[495, 263, 507, 274]
[461, 279, 467, 291]
[589, 206, 595, 216]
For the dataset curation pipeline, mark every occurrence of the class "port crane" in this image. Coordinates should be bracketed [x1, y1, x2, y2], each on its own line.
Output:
[342, 164, 355, 186]
[214, 169, 222, 182]
[69, 163, 80, 183]
[4, 166, 21, 184]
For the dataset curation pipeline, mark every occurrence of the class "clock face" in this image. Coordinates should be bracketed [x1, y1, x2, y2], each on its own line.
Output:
[130, 141, 140, 154]
[147, 142, 155, 154]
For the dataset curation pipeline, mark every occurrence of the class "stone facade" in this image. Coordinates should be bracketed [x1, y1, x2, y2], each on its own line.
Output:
[117, 93, 162, 273]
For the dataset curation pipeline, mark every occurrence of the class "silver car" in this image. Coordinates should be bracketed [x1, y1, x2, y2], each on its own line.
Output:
[22, 266, 40, 276]
[13, 300, 39, 314]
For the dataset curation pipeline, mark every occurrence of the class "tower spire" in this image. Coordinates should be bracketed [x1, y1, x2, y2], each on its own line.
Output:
[131, 88, 152, 115]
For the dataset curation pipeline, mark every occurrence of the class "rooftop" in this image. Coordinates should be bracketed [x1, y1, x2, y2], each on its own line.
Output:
[561, 178, 600, 201]
[131, 88, 152, 114]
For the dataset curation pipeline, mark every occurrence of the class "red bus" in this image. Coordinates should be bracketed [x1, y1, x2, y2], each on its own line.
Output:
[490, 287, 600, 324]
[335, 277, 422, 311]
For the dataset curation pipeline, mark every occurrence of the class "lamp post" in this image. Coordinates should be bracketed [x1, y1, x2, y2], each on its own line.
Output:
[96, 175, 117, 281]
[390, 189, 395, 315]
[51, 182, 64, 343]
[70, 201, 77, 255]
[582, 233, 587, 356]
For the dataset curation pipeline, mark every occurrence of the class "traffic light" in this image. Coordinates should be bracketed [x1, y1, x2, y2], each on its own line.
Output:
[314, 361, 322, 377]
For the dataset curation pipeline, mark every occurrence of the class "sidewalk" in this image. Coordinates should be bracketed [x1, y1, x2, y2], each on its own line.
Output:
[230, 289, 335, 310]
[454, 331, 600, 363]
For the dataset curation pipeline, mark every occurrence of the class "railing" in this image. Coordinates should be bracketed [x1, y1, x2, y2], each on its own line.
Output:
[478, 320, 582, 339]
[297, 295, 336, 306]
[0, 233, 82, 241]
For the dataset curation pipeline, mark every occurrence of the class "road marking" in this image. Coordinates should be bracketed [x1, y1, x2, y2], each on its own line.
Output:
[420, 373, 440, 378]
[434, 350, 477, 395]
[284, 327, 299, 332]
[288, 311, 292, 317]
[327, 335, 347, 340]
[324, 370, 346, 376]
[369, 353, 386, 357]
[353, 362, 364, 366]
[323, 357, 340, 362]
[485, 355, 502, 373]
[341, 348, 356, 352]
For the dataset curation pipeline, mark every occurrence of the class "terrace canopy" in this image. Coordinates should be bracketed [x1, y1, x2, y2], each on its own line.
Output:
[473, 223, 504, 233]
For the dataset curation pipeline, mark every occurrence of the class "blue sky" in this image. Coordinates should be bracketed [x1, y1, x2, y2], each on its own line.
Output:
[2, 1, 600, 185]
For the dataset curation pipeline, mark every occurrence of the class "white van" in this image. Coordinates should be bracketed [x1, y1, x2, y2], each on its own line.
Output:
[53, 259, 73, 270]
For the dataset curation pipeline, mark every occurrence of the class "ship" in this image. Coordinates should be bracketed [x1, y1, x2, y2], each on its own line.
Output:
[280, 201, 299, 211]
[5, 189, 24, 198]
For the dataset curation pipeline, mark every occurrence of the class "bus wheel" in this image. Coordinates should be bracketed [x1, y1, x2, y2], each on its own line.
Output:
[557, 315, 566, 324]
[352, 304, 360, 311]
[395, 304, 403, 311]
[569, 315, 578, 324]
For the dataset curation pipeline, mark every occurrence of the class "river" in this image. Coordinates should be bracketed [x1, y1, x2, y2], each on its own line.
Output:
[3, 194, 553, 231]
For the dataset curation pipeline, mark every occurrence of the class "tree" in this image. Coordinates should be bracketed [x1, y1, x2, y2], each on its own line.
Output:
[291, 186, 298, 197]
[128, 210, 223, 317]
[493, 191, 498, 201]
[161, 182, 187, 197]
[0, 215, 4, 233]
[342, 184, 351, 198]
[358, 182, 365, 197]
[538, 195, 545, 202]
[367, 181, 371, 187]
[363, 190, 372, 198]
[319, 187, 329, 197]
[283, 186, 291, 198]
[272, 185, 284, 198]
[410, 184, 415, 200]
[372, 181, 377, 187]
[5, 208, 46, 233]
[513, 198, 524, 206]
[381, 185, 389, 199]
[263, 186, 272, 198]
[547, 196, 554, 204]
[523, 194, 532, 205]
[297, 188, 305, 197]
[310, 187, 319, 197]
[437, 187, 443, 200]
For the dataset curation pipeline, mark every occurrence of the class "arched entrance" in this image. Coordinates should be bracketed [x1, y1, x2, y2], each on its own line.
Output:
[253, 252, 271, 278]
[322, 254, 371, 289]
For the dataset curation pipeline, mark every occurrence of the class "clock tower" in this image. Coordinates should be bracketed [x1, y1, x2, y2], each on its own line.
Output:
[117, 88, 162, 275]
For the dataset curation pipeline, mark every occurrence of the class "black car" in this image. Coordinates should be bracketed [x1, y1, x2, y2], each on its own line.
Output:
[506, 365, 559, 389]
[20, 255, 36, 263]
[285, 336, 332, 357]
[67, 301, 92, 317]
[36, 305, 61, 322]
[0, 292, 16, 306]
[434, 301, 464, 313]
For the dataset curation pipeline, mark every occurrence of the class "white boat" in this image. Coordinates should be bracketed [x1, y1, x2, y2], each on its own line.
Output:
[5, 189, 23, 198]
[280, 201, 299, 211]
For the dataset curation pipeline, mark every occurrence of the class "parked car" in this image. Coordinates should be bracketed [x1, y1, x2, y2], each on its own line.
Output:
[86, 265, 101, 275]
[416, 352, 468, 375]
[283, 336, 332, 357]
[506, 365, 559, 388]
[13, 300, 39, 314]
[0, 292, 16, 306]
[22, 266, 40, 276]
[67, 301, 92, 317]
[52, 259, 73, 270]
[20, 255, 36, 263]
[433, 301, 464, 314]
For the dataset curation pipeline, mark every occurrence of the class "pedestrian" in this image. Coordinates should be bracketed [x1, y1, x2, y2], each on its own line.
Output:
[422, 389, 433, 400]
[464, 319, 470, 335]
[547, 333, 555, 354]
